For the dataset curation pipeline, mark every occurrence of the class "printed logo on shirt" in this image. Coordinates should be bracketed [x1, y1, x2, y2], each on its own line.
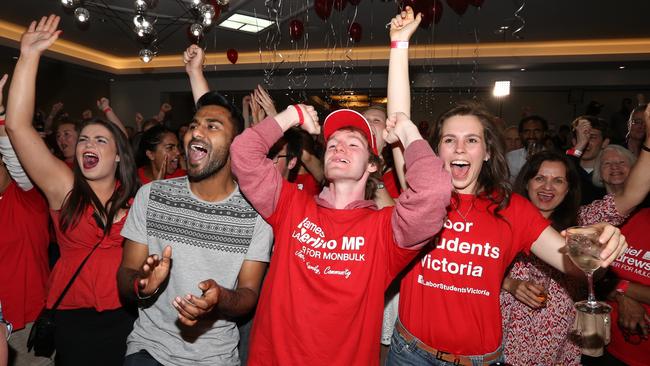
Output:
[613, 246, 650, 279]
[291, 216, 367, 280]
[419, 219, 501, 279]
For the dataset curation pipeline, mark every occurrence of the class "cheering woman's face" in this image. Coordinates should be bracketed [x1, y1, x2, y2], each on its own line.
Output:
[437, 115, 488, 194]
[526, 160, 569, 218]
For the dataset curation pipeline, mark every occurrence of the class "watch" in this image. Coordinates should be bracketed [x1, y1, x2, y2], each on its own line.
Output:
[0, 317, 11, 341]
[376, 182, 385, 190]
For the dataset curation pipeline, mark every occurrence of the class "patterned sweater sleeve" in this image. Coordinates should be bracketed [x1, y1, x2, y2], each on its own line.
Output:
[577, 193, 628, 226]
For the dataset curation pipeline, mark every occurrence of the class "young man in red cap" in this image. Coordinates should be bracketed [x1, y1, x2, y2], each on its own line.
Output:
[230, 103, 451, 365]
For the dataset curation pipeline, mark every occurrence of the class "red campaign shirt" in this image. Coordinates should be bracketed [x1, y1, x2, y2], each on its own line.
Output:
[294, 172, 321, 196]
[399, 193, 550, 355]
[606, 208, 650, 366]
[0, 182, 50, 329]
[383, 169, 401, 199]
[248, 183, 420, 366]
[137, 166, 186, 185]
[47, 205, 128, 311]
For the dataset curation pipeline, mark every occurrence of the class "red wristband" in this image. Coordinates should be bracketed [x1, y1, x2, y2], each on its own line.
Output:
[292, 104, 304, 126]
[0, 115, 5, 126]
[103, 107, 112, 113]
[390, 40, 409, 49]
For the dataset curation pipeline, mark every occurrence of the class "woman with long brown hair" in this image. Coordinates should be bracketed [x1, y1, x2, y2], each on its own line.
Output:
[5, 15, 138, 365]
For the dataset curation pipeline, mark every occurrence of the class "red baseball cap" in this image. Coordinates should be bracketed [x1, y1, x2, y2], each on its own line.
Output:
[323, 109, 378, 155]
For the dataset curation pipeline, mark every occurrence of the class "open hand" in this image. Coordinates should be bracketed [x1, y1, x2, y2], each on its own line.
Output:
[20, 15, 62, 58]
[137, 245, 172, 297]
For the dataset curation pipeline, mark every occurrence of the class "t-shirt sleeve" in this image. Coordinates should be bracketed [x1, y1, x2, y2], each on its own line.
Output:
[121, 183, 151, 245]
[244, 215, 274, 263]
[509, 194, 550, 255]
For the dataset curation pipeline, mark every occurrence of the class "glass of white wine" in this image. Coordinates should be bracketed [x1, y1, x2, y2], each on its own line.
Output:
[565, 226, 612, 314]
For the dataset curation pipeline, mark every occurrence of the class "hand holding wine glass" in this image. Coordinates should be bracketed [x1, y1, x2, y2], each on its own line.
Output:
[565, 224, 626, 313]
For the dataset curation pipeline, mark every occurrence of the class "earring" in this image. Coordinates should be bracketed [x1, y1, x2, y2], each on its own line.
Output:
[115, 156, 121, 162]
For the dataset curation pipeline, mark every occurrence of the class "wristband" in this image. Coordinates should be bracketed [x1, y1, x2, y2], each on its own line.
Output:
[566, 148, 582, 158]
[134, 277, 158, 300]
[0, 116, 5, 126]
[292, 104, 304, 126]
[615, 280, 630, 295]
[642, 144, 650, 153]
[103, 107, 112, 114]
[390, 41, 409, 49]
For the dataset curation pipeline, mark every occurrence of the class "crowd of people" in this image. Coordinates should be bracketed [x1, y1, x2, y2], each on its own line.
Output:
[0, 9, 647, 366]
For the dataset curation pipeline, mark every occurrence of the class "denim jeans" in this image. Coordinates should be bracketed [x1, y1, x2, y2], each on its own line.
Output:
[386, 323, 506, 366]
[124, 350, 164, 366]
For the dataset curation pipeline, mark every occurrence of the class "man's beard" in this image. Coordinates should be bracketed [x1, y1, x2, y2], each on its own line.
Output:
[187, 146, 229, 182]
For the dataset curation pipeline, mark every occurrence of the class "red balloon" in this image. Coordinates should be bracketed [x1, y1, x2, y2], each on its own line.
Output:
[349, 0, 362, 5]
[468, 0, 484, 7]
[348, 22, 362, 43]
[289, 19, 304, 41]
[226, 48, 238, 64]
[419, 0, 443, 28]
[446, 0, 468, 16]
[334, 0, 347, 11]
[314, 0, 334, 20]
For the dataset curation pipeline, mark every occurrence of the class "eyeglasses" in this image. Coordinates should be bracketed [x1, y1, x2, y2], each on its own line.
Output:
[272, 154, 288, 164]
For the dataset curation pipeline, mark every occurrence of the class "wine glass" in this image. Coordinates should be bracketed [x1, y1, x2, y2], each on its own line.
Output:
[565, 226, 612, 314]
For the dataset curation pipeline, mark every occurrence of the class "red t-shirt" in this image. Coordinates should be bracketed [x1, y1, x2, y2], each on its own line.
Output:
[247, 183, 420, 365]
[137, 166, 186, 185]
[47, 205, 128, 311]
[399, 193, 549, 355]
[0, 182, 50, 329]
[294, 172, 321, 196]
[383, 169, 401, 199]
[606, 208, 650, 366]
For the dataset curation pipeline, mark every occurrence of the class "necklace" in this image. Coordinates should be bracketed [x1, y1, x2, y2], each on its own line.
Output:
[451, 197, 475, 222]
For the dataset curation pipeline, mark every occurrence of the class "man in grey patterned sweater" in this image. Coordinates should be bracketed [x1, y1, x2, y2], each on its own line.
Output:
[117, 91, 273, 366]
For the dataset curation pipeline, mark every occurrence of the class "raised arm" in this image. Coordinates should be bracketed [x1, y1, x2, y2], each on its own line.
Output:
[0, 73, 33, 190]
[4, 15, 72, 209]
[97, 97, 127, 135]
[183, 45, 209, 104]
[230, 105, 319, 218]
[613, 104, 650, 215]
[387, 113, 451, 248]
[387, 7, 422, 190]
[531, 223, 627, 275]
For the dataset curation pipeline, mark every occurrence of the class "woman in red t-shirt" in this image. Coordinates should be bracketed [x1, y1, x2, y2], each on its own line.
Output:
[136, 124, 185, 184]
[386, 8, 628, 366]
[5, 15, 139, 365]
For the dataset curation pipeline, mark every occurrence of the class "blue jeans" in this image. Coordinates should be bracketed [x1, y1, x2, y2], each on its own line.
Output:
[124, 350, 164, 366]
[386, 323, 505, 366]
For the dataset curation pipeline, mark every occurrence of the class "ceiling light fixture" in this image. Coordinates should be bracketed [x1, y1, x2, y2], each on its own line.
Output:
[74, 7, 90, 23]
[618, 66, 626, 70]
[61, 0, 80, 9]
[493, 81, 511, 97]
[139, 48, 154, 63]
[218, 13, 275, 34]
